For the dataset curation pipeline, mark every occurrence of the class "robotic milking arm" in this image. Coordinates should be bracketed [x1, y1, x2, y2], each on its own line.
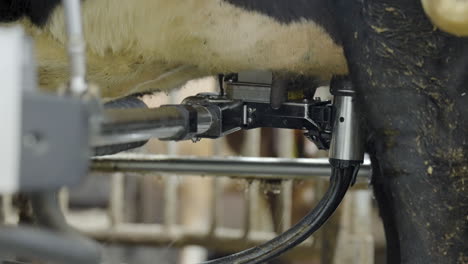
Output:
[0, 0, 365, 263]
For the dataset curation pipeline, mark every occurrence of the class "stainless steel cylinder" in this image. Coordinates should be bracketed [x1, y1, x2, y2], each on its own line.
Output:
[329, 92, 364, 163]
[91, 107, 187, 147]
[91, 104, 215, 147]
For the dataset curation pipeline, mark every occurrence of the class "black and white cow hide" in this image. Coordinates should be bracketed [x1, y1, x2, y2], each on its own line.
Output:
[1, 0, 346, 98]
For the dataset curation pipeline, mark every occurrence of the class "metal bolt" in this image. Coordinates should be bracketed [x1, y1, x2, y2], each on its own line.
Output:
[23, 131, 48, 155]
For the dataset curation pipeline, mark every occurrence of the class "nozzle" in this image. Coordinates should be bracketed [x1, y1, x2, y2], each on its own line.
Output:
[329, 76, 364, 168]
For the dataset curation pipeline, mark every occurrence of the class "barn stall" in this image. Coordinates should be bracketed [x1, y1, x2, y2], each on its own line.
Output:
[0, 0, 466, 263]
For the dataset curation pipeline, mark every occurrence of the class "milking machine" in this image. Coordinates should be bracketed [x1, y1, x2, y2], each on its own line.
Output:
[92, 74, 364, 264]
[0, 0, 366, 263]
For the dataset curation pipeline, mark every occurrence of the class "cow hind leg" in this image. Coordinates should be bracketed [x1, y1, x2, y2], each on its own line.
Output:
[333, 0, 468, 263]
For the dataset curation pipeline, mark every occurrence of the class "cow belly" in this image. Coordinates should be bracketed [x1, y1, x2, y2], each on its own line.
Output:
[22, 0, 347, 98]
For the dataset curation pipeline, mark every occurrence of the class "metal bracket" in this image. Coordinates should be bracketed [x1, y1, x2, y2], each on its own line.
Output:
[20, 92, 90, 191]
[182, 82, 334, 149]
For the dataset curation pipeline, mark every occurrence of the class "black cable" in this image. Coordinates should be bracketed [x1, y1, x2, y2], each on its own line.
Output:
[28, 192, 102, 264]
[202, 166, 354, 264]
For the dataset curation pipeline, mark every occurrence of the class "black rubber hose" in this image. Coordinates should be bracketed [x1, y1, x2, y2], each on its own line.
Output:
[94, 96, 149, 156]
[0, 225, 100, 264]
[203, 167, 353, 264]
[29, 192, 102, 264]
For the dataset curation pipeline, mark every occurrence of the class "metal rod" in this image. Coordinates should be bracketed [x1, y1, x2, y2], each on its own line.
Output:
[245, 180, 262, 238]
[109, 173, 124, 226]
[210, 139, 223, 236]
[209, 178, 221, 235]
[91, 154, 372, 180]
[62, 0, 87, 95]
[164, 139, 179, 233]
[91, 107, 187, 147]
[280, 180, 293, 233]
[277, 129, 294, 233]
[164, 175, 179, 233]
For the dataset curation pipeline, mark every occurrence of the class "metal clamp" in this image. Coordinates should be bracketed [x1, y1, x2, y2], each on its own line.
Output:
[182, 84, 334, 149]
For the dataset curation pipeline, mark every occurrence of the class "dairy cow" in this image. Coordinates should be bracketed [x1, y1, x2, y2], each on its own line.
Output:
[1, 0, 467, 263]
[0, 0, 346, 98]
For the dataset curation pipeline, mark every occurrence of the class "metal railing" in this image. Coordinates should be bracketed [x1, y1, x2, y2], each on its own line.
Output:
[91, 154, 372, 180]
[0, 155, 372, 262]
[59, 154, 370, 259]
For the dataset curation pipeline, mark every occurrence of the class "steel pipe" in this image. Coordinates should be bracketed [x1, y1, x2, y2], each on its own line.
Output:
[62, 0, 87, 95]
[91, 154, 372, 180]
[92, 104, 216, 147]
[91, 107, 187, 147]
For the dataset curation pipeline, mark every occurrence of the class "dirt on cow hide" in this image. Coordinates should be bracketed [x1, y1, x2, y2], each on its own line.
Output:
[333, 0, 468, 263]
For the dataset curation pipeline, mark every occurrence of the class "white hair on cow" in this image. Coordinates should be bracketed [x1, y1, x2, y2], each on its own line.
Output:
[21, 0, 347, 98]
